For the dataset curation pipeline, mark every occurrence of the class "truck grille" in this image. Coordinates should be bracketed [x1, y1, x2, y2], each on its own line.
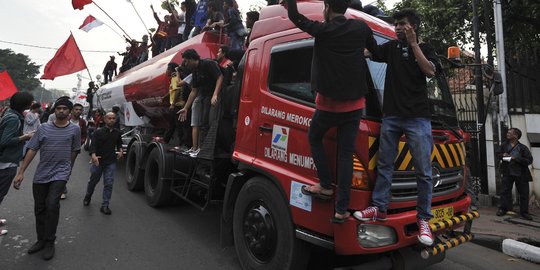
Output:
[390, 168, 462, 202]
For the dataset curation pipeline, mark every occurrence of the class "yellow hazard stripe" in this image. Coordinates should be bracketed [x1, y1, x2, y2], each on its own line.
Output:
[447, 144, 461, 166]
[440, 145, 454, 168]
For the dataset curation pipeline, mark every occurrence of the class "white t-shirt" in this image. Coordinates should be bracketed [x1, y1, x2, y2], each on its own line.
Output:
[178, 11, 186, 34]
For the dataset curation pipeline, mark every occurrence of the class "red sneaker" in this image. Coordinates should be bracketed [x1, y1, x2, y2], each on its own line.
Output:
[353, 206, 387, 221]
[417, 218, 434, 246]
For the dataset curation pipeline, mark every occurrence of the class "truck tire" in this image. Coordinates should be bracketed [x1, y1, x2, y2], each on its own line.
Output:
[144, 147, 173, 207]
[233, 177, 309, 270]
[126, 141, 144, 191]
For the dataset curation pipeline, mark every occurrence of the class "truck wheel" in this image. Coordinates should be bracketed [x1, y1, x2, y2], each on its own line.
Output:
[126, 141, 144, 191]
[233, 177, 309, 270]
[144, 147, 172, 207]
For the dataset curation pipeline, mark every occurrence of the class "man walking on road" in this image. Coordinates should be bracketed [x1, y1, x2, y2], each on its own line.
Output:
[83, 112, 123, 215]
[13, 98, 81, 260]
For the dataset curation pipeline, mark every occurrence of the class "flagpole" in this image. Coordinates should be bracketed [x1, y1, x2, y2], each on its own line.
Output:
[127, 0, 155, 44]
[70, 32, 94, 82]
[92, 1, 132, 40]
[102, 21, 125, 41]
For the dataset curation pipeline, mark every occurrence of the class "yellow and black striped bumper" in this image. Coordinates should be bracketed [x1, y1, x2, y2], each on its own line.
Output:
[421, 211, 479, 259]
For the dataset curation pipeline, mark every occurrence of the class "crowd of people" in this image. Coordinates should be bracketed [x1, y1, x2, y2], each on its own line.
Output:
[0, 93, 124, 260]
[104, 0, 260, 80]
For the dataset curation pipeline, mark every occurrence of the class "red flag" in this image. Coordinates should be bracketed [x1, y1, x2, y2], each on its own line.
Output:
[0, 70, 18, 101]
[41, 34, 87, 80]
[79, 15, 104, 32]
[72, 0, 93, 10]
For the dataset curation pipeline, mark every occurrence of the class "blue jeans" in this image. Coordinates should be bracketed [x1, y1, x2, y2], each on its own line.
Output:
[86, 163, 116, 207]
[308, 109, 362, 215]
[371, 117, 434, 219]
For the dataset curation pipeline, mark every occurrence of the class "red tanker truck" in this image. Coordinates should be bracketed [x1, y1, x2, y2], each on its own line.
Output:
[94, 1, 479, 269]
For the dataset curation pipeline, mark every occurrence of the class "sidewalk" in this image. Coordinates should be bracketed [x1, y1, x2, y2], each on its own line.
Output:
[470, 204, 540, 263]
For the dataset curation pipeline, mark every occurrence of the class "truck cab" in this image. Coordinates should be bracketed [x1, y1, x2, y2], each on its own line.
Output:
[226, 2, 476, 268]
[106, 1, 478, 269]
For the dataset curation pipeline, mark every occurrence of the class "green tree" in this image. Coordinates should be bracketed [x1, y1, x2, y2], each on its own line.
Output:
[0, 49, 41, 92]
[382, 0, 540, 60]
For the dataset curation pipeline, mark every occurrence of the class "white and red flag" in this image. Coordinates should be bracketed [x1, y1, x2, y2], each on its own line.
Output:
[79, 15, 104, 32]
[41, 34, 87, 80]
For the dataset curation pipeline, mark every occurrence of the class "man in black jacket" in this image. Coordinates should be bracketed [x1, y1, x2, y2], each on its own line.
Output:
[84, 112, 123, 215]
[496, 128, 533, 220]
[287, 0, 377, 223]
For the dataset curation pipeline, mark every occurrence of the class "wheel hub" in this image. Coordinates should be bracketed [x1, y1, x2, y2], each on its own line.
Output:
[243, 202, 277, 263]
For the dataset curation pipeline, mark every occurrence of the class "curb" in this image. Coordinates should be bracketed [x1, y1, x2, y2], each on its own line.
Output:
[502, 239, 540, 264]
[471, 233, 504, 252]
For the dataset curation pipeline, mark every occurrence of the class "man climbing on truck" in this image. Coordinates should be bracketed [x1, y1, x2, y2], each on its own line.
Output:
[286, 0, 377, 223]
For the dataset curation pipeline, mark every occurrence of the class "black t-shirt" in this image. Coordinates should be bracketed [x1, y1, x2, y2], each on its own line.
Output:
[89, 126, 122, 165]
[372, 40, 438, 118]
[192, 59, 223, 97]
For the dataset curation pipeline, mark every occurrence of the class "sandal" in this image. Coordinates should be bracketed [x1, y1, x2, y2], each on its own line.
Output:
[331, 212, 351, 224]
[301, 185, 333, 200]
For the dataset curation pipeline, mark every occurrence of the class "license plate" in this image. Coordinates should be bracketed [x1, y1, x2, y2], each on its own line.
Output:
[430, 206, 454, 223]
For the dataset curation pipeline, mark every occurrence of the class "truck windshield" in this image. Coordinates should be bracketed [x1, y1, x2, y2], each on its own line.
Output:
[367, 35, 459, 127]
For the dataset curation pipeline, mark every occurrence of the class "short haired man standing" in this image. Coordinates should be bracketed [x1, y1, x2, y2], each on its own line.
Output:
[287, 0, 377, 223]
[83, 112, 123, 215]
[0, 92, 34, 236]
[178, 48, 223, 158]
[355, 9, 438, 246]
[13, 98, 81, 260]
[496, 128, 533, 220]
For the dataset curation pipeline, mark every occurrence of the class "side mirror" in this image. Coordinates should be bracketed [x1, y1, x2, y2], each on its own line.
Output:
[491, 71, 503, 96]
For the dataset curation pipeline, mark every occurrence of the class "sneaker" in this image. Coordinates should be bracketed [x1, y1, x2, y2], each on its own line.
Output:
[27, 240, 45, 254]
[189, 148, 200, 158]
[353, 206, 387, 222]
[0, 229, 7, 236]
[0, 218, 6, 226]
[83, 196, 91, 206]
[60, 193, 67, 200]
[100, 206, 112, 215]
[417, 218, 434, 246]
[182, 147, 195, 155]
[521, 213, 533, 220]
[42, 241, 55, 260]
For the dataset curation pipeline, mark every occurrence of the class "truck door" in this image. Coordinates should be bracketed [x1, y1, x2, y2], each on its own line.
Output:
[255, 36, 334, 236]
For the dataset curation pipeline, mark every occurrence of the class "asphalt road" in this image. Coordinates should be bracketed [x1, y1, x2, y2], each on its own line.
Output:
[1, 153, 538, 270]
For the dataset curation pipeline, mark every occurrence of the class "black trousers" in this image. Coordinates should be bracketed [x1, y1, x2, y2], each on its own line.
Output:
[499, 175, 529, 214]
[33, 180, 66, 242]
[163, 105, 184, 144]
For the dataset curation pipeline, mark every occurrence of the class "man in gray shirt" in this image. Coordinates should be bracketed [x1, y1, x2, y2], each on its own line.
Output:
[13, 98, 81, 260]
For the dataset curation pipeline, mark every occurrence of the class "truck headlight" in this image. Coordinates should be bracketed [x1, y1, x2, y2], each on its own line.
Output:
[357, 224, 397, 248]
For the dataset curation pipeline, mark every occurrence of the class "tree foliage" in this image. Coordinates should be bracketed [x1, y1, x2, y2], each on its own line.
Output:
[380, 0, 540, 61]
[0, 49, 41, 92]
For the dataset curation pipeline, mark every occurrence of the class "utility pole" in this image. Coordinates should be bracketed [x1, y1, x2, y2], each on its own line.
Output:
[472, 0, 489, 194]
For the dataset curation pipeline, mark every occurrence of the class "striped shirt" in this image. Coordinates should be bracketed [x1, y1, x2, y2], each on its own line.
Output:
[27, 122, 81, 183]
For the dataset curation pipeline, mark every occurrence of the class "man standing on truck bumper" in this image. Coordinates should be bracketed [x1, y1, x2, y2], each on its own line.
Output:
[354, 9, 437, 246]
[286, 0, 377, 223]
